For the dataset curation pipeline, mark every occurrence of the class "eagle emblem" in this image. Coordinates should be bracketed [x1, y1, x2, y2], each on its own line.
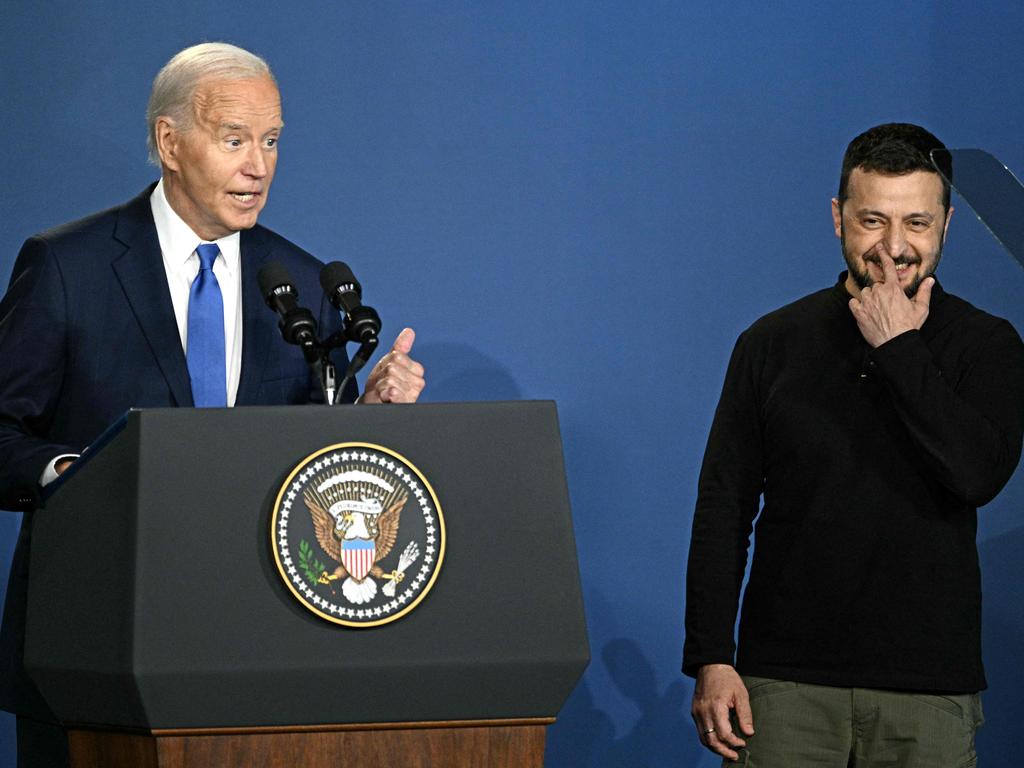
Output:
[271, 443, 445, 627]
[306, 474, 413, 604]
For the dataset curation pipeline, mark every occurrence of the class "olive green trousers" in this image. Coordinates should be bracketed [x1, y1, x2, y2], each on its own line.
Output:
[725, 676, 984, 767]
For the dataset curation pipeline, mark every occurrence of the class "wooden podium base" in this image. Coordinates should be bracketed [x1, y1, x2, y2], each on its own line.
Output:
[68, 718, 552, 768]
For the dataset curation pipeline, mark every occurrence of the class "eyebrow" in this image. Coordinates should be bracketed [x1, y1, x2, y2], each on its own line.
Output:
[853, 208, 936, 221]
[218, 122, 285, 136]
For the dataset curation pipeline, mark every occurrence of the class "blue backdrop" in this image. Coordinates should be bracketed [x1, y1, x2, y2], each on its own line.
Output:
[2, 3, 1022, 766]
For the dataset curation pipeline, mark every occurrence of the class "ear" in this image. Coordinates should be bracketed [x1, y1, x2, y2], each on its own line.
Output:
[831, 198, 843, 239]
[155, 117, 182, 172]
[942, 205, 954, 242]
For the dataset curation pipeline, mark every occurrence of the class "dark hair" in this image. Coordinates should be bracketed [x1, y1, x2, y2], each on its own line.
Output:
[838, 123, 952, 212]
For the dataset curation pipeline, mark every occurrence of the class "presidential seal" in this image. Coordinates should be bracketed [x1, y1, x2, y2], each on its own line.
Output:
[271, 443, 445, 627]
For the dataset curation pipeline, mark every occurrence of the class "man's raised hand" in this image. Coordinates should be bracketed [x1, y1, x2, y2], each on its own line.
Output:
[360, 328, 425, 404]
[848, 251, 934, 347]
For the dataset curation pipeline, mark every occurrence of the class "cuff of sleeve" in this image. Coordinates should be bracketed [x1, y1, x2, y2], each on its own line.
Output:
[682, 652, 737, 679]
[40, 454, 80, 487]
[867, 329, 933, 373]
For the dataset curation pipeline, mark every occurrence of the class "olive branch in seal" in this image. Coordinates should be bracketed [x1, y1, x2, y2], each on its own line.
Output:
[297, 539, 326, 585]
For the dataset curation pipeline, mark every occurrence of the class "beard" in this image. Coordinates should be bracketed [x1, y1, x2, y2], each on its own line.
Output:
[840, 224, 942, 298]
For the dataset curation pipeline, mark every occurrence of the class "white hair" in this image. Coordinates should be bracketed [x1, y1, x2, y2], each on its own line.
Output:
[146, 42, 275, 166]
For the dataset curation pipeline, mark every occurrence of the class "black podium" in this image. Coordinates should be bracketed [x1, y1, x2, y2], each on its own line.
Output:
[24, 402, 589, 767]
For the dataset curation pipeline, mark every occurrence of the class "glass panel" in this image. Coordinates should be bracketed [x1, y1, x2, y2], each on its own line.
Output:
[931, 148, 1024, 270]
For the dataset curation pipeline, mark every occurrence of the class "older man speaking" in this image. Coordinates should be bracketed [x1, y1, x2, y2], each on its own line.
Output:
[0, 42, 425, 766]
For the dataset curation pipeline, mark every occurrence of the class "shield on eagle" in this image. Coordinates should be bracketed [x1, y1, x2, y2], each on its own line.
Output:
[341, 538, 376, 581]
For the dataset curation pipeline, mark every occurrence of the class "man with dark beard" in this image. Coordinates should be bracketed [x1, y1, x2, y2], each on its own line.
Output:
[684, 123, 1024, 765]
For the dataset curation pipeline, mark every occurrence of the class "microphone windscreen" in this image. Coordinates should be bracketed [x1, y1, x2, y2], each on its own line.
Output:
[258, 262, 295, 299]
[320, 261, 361, 297]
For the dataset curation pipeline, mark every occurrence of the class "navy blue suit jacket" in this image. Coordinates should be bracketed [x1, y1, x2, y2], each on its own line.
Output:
[0, 185, 357, 717]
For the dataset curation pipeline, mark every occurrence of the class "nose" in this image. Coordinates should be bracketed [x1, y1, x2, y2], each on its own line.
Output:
[243, 145, 268, 178]
[882, 222, 908, 257]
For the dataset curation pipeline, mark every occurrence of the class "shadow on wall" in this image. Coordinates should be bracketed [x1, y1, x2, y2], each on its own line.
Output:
[546, 637, 704, 768]
[546, 583, 704, 767]
[544, 678, 615, 767]
[412, 342, 522, 403]
[977, 526, 1024, 764]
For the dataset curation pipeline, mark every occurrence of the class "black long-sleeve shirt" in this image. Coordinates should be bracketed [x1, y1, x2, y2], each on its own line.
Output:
[683, 276, 1024, 693]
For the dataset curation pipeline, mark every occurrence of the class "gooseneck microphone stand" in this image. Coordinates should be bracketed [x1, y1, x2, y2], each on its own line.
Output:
[318, 261, 383, 405]
[319, 313, 380, 404]
[258, 262, 382, 406]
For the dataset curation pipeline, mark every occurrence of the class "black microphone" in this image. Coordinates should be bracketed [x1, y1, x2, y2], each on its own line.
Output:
[319, 261, 381, 344]
[257, 262, 319, 359]
[320, 261, 361, 314]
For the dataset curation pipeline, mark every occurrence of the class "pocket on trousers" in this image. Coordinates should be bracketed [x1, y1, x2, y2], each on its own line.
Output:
[908, 692, 970, 720]
[741, 676, 799, 702]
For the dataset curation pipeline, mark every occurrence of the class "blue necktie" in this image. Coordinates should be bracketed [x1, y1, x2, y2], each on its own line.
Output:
[187, 243, 227, 407]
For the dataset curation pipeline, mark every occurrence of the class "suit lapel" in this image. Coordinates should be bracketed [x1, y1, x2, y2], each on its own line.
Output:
[110, 187, 194, 407]
[235, 227, 275, 405]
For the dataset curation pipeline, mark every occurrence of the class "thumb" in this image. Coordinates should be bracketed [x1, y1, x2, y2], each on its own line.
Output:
[914, 276, 935, 308]
[734, 687, 755, 736]
[392, 327, 416, 354]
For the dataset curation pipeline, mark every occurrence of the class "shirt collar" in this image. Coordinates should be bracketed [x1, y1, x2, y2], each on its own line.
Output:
[150, 179, 241, 275]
